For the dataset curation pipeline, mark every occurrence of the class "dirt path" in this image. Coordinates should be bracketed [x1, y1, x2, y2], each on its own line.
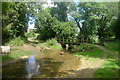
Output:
[94, 44, 118, 61]
[94, 44, 118, 57]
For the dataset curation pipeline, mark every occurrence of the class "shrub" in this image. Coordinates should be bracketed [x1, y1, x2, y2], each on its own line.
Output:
[45, 38, 58, 46]
[5, 37, 25, 46]
[37, 43, 44, 49]
[25, 32, 36, 38]
[37, 38, 62, 49]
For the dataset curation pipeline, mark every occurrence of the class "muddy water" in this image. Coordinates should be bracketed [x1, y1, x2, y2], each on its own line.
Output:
[2, 49, 81, 79]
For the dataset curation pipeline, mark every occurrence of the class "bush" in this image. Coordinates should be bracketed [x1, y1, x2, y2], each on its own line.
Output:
[5, 37, 25, 46]
[37, 43, 44, 49]
[37, 38, 62, 49]
[45, 38, 58, 46]
[25, 32, 36, 38]
[74, 43, 95, 52]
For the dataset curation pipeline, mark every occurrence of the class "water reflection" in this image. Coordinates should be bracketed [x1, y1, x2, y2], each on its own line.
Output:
[26, 56, 40, 78]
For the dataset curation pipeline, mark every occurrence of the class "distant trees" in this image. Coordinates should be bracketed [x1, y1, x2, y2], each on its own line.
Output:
[112, 16, 120, 39]
[34, 8, 58, 40]
[35, 7, 78, 40]
[112, 2, 120, 39]
[78, 2, 118, 45]
[67, 3, 82, 32]
[52, 21, 78, 39]
[50, 2, 69, 22]
[28, 2, 78, 40]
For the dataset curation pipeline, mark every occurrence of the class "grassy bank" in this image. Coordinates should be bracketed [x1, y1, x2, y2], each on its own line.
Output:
[94, 40, 119, 78]
[94, 58, 118, 78]
[72, 43, 118, 78]
[2, 37, 32, 61]
[2, 50, 32, 61]
[36, 38, 62, 50]
[2, 38, 62, 61]
[72, 44, 106, 60]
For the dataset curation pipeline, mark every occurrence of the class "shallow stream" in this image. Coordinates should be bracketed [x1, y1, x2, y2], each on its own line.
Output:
[2, 49, 81, 79]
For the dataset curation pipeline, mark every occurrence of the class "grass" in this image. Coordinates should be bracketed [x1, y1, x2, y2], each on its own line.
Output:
[49, 44, 62, 49]
[94, 41, 119, 78]
[94, 58, 118, 78]
[2, 50, 32, 61]
[73, 44, 106, 60]
[2, 37, 32, 61]
[72, 43, 118, 78]
[105, 40, 119, 54]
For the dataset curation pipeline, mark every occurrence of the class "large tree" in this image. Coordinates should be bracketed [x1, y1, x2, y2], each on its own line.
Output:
[50, 2, 69, 22]
[67, 3, 82, 32]
[78, 2, 118, 44]
[2, 2, 28, 43]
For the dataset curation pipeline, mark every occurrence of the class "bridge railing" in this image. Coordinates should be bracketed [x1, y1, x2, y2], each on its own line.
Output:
[56, 37, 89, 45]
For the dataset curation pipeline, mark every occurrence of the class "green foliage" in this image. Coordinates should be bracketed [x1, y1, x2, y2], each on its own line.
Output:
[35, 6, 78, 40]
[50, 2, 69, 22]
[35, 8, 57, 40]
[43, 39, 62, 49]
[37, 38, 62, 49]
[37, 43, 44, 49]
[3, 2, 118, 46]
[32, 3, 77, 40]
[75, 43, 95, 51]
[2, 2, 28, 44]
[78, 2, 118, 44]
[53, 21, 78, 39]
[112, 14, 120, 39]
[67, 3, 82, 31]
[5, 37, 25, 46]
[25, 31, 36, 38]
[45, 38, 58, 46]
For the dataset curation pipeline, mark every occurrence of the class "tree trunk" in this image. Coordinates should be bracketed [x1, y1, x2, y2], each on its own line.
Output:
[75, 19, 82, 32]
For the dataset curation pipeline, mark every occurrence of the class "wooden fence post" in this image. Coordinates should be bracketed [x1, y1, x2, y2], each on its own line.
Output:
[83, 38, 84, 43]
[67, 38, 68, 43]
[63, 37, 64, 44]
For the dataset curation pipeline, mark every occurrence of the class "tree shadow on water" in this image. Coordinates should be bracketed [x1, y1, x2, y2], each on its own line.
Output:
[2, 58, 118, 79]
[2, 58, 64, 79]
[37, 58, 63, 78]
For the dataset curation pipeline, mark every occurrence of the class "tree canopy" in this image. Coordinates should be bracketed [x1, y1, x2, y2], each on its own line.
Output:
[2, 2, 28, 43]
[2, 2, 120, 45]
